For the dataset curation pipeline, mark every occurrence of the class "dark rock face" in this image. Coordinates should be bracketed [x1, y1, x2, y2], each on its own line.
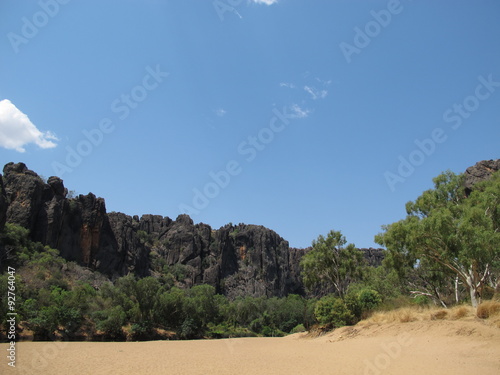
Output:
[0, 163, 304, 296]
[0, 173, 6, 232]
[215, 224, 292, 298]
[3, 162, 46, 231]
[360, 248, 385, 267]
[464, 159, 500, 195]
[0, 173, 7, 262]
[0, 162, 386, 298]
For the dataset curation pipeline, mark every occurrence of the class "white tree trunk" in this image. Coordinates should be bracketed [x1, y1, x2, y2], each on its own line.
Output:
[466, 270, 479, 308]
[469, 285, 479, 308]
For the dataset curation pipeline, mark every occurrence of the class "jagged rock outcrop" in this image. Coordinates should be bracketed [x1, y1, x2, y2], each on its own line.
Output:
[0, 173, 7, 261]
[360, 248, 385, 267]
[215, 224, 292, 298]
[0, 163, 305, 296]
[3, 162, 46, 231]
[0, 162, 385, 298]
[2, 163, 126, 276]
[464, 159, 500, 195]
[0, 173, 6, 232]
[288, 247, 309, 295]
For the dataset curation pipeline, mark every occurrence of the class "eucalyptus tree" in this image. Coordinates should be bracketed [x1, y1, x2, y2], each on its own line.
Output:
[300, 230, 364, 298]
[376, 171, 500, 307]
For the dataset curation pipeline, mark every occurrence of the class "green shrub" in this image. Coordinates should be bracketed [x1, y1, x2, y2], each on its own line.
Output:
[290, 324, 306, 333]
[206, 323, 256, 339]
[130, 320, 154, 340]
[314, 295, 354, 327]
[249, 318, 263, 334]
[94, 305, 126, 339]
[358, 289, 382, 311]
[178, 318, 201, 339]
[413, 295, 431, 306]
[260, 325, 285, 337]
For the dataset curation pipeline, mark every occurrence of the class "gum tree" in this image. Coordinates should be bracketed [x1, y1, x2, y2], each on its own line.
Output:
[300, 230, 364, 298]
[376, 171, 500, 308]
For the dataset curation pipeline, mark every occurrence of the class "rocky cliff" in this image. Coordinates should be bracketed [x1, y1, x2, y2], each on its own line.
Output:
[3, 160, 496, 297]
[0, 162, 386, 298]
[0, 173, 6, 233]
[464, 159, 500, 195]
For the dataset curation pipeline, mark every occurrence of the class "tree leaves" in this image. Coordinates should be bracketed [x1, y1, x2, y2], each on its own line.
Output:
[300, 230, 365, 298]
[377, 170, 500, 307]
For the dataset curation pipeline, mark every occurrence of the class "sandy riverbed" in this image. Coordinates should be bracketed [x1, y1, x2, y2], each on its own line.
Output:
[2, 319, 499, 375]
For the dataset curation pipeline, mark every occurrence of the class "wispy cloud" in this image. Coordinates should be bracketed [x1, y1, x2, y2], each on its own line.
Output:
[232, 8, 243, 19]
[251, 0, 279, 5]
[0, 99, 58, 152]
[316, 77, 332, 86]
[215, 108, 227, 117]
[289, 104, 311, 119]
[304, 85, 328, 100]
[279, 82, 296, 89]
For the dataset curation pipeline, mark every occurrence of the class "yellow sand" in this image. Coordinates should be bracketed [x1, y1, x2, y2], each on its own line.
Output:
[2, 319, 499, 375]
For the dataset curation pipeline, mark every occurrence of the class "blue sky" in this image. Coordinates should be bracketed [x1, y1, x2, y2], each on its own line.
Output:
[1, 0, 499, 249]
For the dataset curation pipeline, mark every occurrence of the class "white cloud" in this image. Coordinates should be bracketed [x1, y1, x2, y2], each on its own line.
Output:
[279, 82, 296, 89]
[0, 99, 58, 153]
[289, 104, 311, 119]
[315, 77, 332, 86]
[304, 85, 328, 100]
[251, 0, 279, 5]
[215, 108, 227, 117]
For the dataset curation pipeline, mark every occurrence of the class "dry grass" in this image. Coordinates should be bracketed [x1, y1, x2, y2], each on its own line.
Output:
[430, 310, 448, 320]
[361, 301, 500, 329]
[450, 305, 473, 320]
[365, 307, 420, 324]
[477, 300, 500, 319]
[362, 304, 479, 325]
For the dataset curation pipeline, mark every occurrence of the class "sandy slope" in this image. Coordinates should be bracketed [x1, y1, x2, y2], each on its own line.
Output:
[2, 319, 499, 375]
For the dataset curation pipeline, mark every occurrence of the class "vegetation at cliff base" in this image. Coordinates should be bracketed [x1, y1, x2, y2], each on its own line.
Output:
[376, 170, 500, 308]
[0, 169, 499, 341]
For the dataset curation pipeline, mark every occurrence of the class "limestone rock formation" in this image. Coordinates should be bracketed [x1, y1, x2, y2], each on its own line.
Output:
[0, 173, 6, 232]
[0, 162, 305, 296]
[464, 159, 500, 195]
[0, 161, 390, 298]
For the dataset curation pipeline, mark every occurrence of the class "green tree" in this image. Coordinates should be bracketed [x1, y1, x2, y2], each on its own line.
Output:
[154, 287, 186, 329]
[26, 286, 84, 338]
[182, 285, 221, 337]
[376, 171, 500, 307]
[300, 230, 365, 298]
[94, 305, 126, 339]
[135, 277, 161, 323]
[314, 295, 354, 327]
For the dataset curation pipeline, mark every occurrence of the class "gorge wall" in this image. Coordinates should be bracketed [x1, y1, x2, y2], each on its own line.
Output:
[2, 160, 497, 297]
[0, 162, 397, 297]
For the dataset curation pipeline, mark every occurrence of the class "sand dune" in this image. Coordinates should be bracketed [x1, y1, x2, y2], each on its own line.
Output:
[3, 319, 499, 375]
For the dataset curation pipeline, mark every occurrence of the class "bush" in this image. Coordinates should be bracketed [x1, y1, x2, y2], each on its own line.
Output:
[261, 325, 285, 337]
[249, 318, 263, 334]
[154, 288, 186, 329]
[314, 295, 354, 327]
[477, 300, 500, 319]
[28, 306, 60, 339]
[178, 318, 202, 339]
[413, 295, 431, 306]
[430, 310, 448, 320]
[206, 323, 256, 339]
[290, 324, 306, 333]
[130, 320, 154, 340]
[344, 288, 382, 322]
[94, 306, 126, 339]
[358, 289, 382, 311]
